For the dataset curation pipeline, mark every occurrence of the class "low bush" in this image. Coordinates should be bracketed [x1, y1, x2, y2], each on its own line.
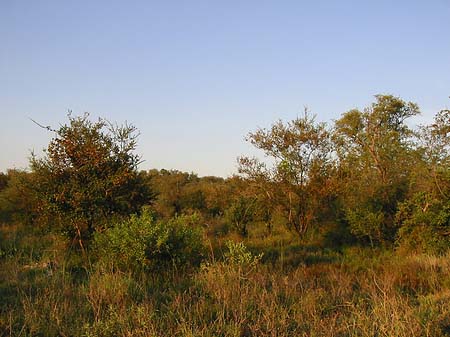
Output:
[93, 209, 206, 272]
[224, 240, 263, 268]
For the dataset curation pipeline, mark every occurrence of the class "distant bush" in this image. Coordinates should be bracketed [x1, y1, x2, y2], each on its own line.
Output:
[224, 196, 256, 237]
[94, 209, 205, 271]
[0, 170, 43, 226]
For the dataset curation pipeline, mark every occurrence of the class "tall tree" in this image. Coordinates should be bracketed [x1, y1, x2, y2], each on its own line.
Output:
[239, 111, 334, 238]
[418, 109, 450, 198]
[395, 108, 450, 253]
[333, 95, 420, 244]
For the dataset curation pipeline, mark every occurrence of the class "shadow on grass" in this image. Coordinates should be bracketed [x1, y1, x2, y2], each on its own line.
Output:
[258, 242, 342, 268]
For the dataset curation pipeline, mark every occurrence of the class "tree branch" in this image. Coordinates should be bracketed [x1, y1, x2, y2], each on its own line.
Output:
[29, 117, 57, 132]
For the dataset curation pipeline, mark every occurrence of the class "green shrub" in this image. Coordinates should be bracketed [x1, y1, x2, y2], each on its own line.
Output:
[94, 209, 205, 271]
[346, 207, 385, 246]
[224, 241, 263, 268]
[396, 193, 450, 255]
[224, 197, 255, 237]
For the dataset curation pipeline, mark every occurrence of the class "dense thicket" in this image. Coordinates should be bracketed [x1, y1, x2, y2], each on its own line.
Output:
[0, 95, 448, 252]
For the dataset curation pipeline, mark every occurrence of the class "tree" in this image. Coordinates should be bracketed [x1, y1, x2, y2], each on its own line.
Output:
[0, 172, 8, 192]
[333, 95, 420, 244]
[148, 169, 201, 218]
[418, 109, 450, 198]
[0, 170, 42, 225]
[222, 177, 259, 237]
[395, 109, 450, 253]
[239, 110, 334, 238]
[30, 113, 153, 250]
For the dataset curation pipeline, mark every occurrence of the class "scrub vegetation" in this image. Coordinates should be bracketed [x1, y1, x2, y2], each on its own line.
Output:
[1, 95, 449, 336]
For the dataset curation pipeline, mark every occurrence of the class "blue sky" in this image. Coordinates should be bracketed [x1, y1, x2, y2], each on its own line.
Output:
[1, 0, 449, 177]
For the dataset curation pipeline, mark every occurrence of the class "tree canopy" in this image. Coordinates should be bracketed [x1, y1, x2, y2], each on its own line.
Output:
[239, 110, 335, 238]
[30, 113, 154, 248]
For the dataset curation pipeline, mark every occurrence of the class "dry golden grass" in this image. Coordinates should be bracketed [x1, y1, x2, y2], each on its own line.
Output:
[1, 225, 450, 337]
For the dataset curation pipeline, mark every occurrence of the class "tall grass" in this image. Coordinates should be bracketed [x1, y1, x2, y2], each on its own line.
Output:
[1, 224, 450, 336]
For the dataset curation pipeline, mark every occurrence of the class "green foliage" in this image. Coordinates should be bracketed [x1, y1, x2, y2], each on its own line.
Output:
[396, 193, 450, 254]
[224, 240, 263, 267]
[224, 196, 256, 237]
[0, 172, 8, 192]
[148, 169, 198, 217]
[4, 94, 450, 336]
[395, 109, 450, 254]
[334, 95, 420, 244]
[94, 209, 205, 271]
[3, 217, 450, 336]
[148, 169, 230, 220]
[0, 170, 42, 225]
[239, 110, 334, 238]
[415, 109, 450, 201]
[30, 113, 154, 246]
[345, 207, 385, 245]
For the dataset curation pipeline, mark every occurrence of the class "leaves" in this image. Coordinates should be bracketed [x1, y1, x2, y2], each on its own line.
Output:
[239, 110, 334, 238]
[30, 113, 153, 246]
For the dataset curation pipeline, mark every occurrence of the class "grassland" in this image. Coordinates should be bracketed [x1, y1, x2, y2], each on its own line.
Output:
[1, 223, 450, 337]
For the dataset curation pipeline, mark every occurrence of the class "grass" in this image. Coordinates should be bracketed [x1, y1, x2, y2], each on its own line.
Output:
[1, 223, 450, 336]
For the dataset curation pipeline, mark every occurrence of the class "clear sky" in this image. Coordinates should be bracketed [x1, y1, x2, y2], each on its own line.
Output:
[1, 0, 449, 177]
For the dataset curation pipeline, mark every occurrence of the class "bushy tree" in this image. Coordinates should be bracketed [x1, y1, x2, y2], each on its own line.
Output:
[30, 113, 153, 249]
[239, 110, 334, 238]
[333, 95, 420, 244]
[224, 195, 256, 237]
[396, 192, 450, 254]
[396, 109, 450, 253]
[417, 109, 450, 198]
[148, 169, 202, 218]
[0, 172, 8, 192]
[0, 170, 41, 225]
[148, 169, 232, 220]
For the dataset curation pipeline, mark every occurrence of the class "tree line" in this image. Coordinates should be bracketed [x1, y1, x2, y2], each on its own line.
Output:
[0, 94, 449, 258]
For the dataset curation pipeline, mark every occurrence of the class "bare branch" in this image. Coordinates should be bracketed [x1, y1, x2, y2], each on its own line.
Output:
[29, 117, 57, 132]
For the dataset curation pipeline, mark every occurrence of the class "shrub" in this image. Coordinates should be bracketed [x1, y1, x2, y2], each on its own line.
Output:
[224, 240, 263, 268]
[94, 209, 205, 271]
[345, 207, 385, 246]
[396, 193, 450, 255]
[224, 197, 255, 237]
